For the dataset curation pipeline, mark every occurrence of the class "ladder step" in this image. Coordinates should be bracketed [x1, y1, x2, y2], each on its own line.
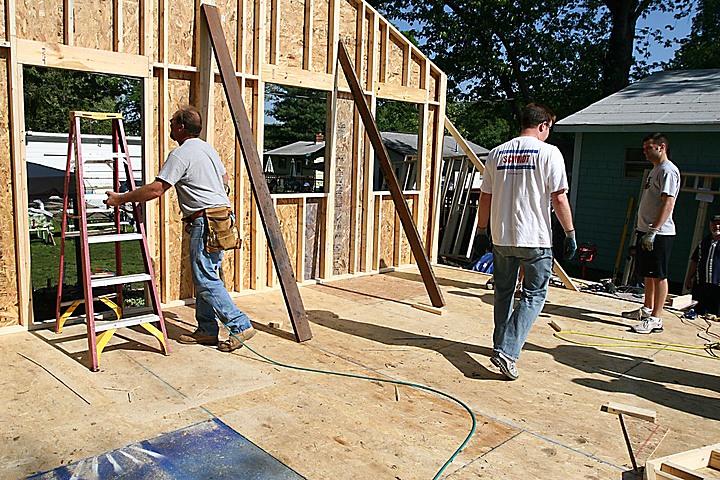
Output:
[63, 228, 130, 238]
[87, 233, 143, 244]
[60, 293, 117, 307]
[94, 314, 161, 332]
[85, 222, 131, 228]
[82, 153, 126, 163]
[91, 273, 151, 288]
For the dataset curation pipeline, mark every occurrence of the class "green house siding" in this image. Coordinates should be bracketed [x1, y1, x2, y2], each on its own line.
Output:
[573, 132, 720, 284]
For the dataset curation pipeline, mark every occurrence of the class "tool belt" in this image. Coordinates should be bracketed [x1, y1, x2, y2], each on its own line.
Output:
[204, 206, 242, 252]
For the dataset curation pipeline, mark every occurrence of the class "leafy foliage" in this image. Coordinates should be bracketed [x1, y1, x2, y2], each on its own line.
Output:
[264, 85, 327, 150]
[368, 0, 693, 146]
[376, 100, 420, 133]
[23, 67, 141, 135]
[667, 0, 720, 69]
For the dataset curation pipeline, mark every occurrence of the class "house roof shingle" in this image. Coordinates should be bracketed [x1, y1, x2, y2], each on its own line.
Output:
[555, 69, 720, 132]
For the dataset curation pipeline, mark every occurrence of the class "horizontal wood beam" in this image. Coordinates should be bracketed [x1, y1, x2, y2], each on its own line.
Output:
[261, 64, 334, 91]
[16, 39, 152, 78]
[375, 82, 426, 103]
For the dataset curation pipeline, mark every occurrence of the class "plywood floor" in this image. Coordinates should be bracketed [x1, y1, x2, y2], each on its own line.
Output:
[1, 265, 718, 479]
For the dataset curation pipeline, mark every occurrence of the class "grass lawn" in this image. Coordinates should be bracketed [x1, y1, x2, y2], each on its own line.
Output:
[31, 226, 149, 321]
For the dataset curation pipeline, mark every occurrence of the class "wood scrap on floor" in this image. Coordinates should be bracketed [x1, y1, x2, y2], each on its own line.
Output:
[646, 443, 720, 480]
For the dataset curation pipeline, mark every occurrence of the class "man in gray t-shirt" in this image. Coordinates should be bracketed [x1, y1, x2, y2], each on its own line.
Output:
[621, 133, 681, 334]
[105, 105, 255, 352]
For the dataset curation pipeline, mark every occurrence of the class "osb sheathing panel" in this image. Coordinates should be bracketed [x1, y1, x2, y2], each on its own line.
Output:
[276, 199, 299, 283]
[168, 0, 195, 66]
[151, 75, 162, 286]
[278, 0, 305, 69]
[242, 0, 256, 73]
[353, 118, 366, 272]
[122, 0, 141, 55]
[311, 0, 329, 73]
[378, 196, 394, 269]
[386, 34, 404, 86]
[263, 0, 271, 65]
[332, 93, 354, 276]
[213, 81, 238, 288]
[150, 0, 159, 62]
[167, 76, 193, 300]
[1, 1, 6, 40]
[241, 151, 252, 290]
[0, 53, 19, 326]
[399, 196, 412, 265]
[215, 0, 239, 67]
[361, 10, 371, 89]
[240, 81, 255, 290]
[74, 0, 113, 50]
[304, 197, 322, 280]
[423, 106, 437, 248]
[15, 0, 63, 43]
[338, 0, 358, 59]
[429, 72, 438, 103]
[410, 54, 421, 89]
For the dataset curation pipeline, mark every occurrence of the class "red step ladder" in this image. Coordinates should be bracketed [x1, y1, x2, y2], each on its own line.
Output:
[55, 111, 168, 371]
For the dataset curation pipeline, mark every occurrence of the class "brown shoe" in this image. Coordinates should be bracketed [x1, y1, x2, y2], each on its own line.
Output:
[177, 330, 218, 345]
[218, 327, 256, 352]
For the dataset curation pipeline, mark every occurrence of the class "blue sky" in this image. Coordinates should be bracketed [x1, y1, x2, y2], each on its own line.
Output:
[642, 7, 695, 65]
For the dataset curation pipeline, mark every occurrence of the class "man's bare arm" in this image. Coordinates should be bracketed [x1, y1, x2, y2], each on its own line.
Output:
[477, 192, 492, 229]
[551, 190, 574, 232]
[105, 179, 171, 207]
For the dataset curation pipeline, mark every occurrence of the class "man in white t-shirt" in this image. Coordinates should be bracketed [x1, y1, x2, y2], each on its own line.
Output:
[621, 133, 681, 334]
[477, 103, 577, 380]
[105, 105, 256, 352]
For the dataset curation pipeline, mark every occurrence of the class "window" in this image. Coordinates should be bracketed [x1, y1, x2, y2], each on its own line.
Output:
[624, 148, 647, 178]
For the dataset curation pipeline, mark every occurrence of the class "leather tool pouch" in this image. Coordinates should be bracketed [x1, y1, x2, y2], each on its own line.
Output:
[204, 206, 241, 252]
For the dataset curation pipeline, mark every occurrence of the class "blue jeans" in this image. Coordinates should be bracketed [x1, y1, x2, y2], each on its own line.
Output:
[189, 217, 252, 336]
[492, 245, 554, 361]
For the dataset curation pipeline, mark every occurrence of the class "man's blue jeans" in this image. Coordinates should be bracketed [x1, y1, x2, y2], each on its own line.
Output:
[189, 217, 252, 336]
[492, 245, 554, 361]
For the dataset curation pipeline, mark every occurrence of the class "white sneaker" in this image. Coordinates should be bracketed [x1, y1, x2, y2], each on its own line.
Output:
[631, 317, 663, 334]
[622, 306, 652, 320]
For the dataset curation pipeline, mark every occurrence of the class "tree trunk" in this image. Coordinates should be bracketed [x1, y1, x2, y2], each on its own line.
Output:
[602, 0, 643, 96]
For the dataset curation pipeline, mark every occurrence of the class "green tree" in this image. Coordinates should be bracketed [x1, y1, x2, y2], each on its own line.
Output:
[264, 85, 327, 150]
[368, 0, 693, 144]
[668, 0, 720, 69]
[376, 100, 419, 133]
[23, 67, 141, 135]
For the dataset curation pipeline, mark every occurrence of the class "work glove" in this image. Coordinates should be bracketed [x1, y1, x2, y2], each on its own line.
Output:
[471, 227, 491, 260]
[641, 227, 659, 251]
[563, 230, 577, 260]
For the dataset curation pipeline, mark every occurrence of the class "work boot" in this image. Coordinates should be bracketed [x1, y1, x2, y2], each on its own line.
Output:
[177, 330, 218, 345]
[218, 327, 257, 352]
[631, 317, 663, 334]
[491, 352, 519, 380]
[622, 306, 652, 320]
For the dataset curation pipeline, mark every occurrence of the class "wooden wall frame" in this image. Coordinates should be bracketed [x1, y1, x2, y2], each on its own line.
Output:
[0, 0, 448, 330]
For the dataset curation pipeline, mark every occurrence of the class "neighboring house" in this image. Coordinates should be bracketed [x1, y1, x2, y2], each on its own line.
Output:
[25, 131, 143, 205]
[262, 132, 489, 195]
[555, 69, 720, 285]
[377, 132, 489, 191]
[379, 132, 491, 261]
[263, 135, 326, 193]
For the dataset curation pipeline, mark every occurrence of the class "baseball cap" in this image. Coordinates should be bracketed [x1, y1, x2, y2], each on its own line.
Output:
[712, 214, 720, 222]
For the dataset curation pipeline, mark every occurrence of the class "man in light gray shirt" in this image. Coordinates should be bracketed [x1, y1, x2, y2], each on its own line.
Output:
[622, 133, 681, 334]
[106, 105, 255, 352]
